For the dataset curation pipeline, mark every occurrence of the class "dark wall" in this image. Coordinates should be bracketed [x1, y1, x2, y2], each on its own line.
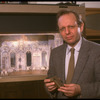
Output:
[0, 13, 58, 33]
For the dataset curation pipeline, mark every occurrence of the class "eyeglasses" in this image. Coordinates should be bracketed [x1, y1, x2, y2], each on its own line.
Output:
[59, 25, 78, 32]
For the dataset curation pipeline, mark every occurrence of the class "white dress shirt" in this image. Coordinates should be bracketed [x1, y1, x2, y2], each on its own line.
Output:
[65, 37, 82, 79]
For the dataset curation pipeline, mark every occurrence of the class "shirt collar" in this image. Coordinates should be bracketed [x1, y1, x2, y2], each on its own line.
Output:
[66, 37, 82, 54]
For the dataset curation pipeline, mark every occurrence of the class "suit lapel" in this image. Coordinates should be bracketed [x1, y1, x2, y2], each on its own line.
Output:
[72, 38, 90, 83]
[58, 44, 67, 83]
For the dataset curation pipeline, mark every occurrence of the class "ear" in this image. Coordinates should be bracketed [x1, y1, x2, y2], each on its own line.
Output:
[80, 22, 84, 33]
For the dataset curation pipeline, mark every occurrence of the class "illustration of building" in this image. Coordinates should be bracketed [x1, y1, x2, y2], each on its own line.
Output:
[0, 33, 63, 76]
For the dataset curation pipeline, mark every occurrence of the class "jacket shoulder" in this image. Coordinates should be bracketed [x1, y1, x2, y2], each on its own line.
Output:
[52, 44, 66, 53]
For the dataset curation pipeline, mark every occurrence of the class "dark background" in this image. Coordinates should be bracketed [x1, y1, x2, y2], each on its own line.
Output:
[0, 13, 58, 33]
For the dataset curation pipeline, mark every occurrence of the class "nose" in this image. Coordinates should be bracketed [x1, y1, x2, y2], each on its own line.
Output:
[65, 27, 70, 34]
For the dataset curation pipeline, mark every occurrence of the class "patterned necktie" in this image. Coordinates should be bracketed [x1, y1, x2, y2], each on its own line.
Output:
[66, 48, 75, 84]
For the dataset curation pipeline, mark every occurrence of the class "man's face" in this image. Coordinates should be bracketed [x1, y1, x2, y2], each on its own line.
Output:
[58, 13, 84, 47]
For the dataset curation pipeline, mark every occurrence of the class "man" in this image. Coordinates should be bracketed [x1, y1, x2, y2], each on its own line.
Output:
[44, 9, 100, 99]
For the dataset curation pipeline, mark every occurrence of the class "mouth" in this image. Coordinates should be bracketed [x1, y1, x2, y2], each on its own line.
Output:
[66, 36, 73, 40]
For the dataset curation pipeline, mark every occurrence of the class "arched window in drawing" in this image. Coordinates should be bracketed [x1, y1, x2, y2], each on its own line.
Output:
[26, 51, 31, 66]
[2, 52, 8, 69]
[10, 52, 16, 67]
[42, 51, 47, 68]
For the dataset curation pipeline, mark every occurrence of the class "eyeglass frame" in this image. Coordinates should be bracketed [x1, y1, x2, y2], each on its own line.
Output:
[59, 24, 79, 33]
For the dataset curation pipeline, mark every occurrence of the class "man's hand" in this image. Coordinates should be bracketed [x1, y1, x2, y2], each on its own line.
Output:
[44, 78, 57, 92]
[58, 84, 81, 97]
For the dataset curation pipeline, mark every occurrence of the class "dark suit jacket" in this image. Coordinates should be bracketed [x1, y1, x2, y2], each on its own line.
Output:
[47, 37, 100, 99]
